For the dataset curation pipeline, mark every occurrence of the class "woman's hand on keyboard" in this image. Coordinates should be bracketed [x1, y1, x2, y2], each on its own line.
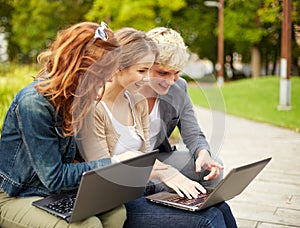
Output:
[157, 164, 207, 199]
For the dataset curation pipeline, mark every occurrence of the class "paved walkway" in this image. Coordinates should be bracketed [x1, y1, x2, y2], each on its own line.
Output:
[191, 106, 300, 227]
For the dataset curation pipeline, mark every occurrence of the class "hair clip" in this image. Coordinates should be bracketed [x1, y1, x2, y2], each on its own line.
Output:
[94, 21, 109, 41]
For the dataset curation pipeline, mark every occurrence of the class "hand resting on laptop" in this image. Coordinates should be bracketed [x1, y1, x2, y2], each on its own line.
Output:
[156, 162, 207, 199]
[116, 151, 207, 199]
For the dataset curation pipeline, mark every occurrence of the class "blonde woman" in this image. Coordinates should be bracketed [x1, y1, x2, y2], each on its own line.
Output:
[77, 28, 157, 162]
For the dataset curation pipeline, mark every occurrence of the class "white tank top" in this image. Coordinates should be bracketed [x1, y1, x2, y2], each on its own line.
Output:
[149, 98, 161, 150]
[100, 95, 142, 156]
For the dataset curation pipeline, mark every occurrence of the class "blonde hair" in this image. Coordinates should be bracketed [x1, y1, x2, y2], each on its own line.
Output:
[146, 27, 188, 70]
[114, 27, 158, 70]
[35, 21, 121, 136]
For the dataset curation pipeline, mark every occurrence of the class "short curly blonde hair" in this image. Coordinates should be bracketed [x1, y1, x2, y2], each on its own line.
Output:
[146, 27, 189, 70]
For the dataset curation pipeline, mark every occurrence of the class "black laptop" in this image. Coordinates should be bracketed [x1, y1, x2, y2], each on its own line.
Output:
[146, 157, 271, 211]
[32, 150, 158, 223]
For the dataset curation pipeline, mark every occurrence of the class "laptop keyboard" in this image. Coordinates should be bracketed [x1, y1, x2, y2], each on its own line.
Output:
[46, 195, 76, 214]
[168, 193, 209, 207]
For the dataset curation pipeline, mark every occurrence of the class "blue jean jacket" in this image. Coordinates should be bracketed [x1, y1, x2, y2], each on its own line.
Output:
[0, 81, 111, 197]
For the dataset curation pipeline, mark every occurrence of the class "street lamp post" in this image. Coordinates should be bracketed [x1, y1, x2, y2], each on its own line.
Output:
[278, 0, 292, 110]
[204, 0, 224, 86]
[217, 0, 224, 86]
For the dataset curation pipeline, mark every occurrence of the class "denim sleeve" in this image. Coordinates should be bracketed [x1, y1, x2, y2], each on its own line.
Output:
[177, 80, 211, 160]
[16, 95, 110, 192]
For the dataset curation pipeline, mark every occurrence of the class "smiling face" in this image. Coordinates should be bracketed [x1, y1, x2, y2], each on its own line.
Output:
[147, 63, 181, 95]
[117, 52, 156, 93]
[144, 27, 188, 96]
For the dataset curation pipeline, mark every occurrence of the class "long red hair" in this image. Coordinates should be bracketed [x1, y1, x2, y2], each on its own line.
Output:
[35, 22, 121, 136]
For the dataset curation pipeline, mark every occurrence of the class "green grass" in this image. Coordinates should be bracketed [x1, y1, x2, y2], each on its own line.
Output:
[188, 76, 300, 132]
[0, 64, 38, 132]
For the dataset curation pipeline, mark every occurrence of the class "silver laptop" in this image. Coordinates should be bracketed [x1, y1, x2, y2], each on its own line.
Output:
[32, 150, 158, 223]
[146, 157, 271, 211]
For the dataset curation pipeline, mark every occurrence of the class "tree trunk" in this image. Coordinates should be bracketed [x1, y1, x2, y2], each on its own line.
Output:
[271, 54, 277, 76]
[264, 54, 268, 75]
[251, 47, 261, 78]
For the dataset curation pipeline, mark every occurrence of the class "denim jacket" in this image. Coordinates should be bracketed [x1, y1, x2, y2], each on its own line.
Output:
[0, 81, 111, 197]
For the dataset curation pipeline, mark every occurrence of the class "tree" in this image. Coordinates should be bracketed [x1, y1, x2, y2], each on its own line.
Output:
[224, 0, 266, 78]
[3, 0, 299, 75]
[0, 0, 17, 62]
[10, 0, 93, 63]
[170, 0, 219, 69]
[85, 0, 186, 31]
[174, 0, 300, 79]
[224, 0, 300, 78]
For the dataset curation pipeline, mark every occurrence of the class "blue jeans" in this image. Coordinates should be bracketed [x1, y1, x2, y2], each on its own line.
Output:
[124, 197, 237, 228]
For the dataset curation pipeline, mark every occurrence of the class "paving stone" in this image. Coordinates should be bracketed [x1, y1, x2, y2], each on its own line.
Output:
[235, 218, 258, 228]
[258, 222, 300, 228]
[190, 106, 300, 227]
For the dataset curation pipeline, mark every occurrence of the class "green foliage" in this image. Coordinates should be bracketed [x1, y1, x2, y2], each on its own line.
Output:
[85, 0, 122, 28]
[0, 64, 38, 132]
[10, 0, 93, 62]
[1, 0, 300, 75]
[12, 1, 56, 54]
[257, 0, 282, 23]
[223, 0, 300, 75]
[85, 0, 186, 31]
[189, 77, 300, 132]
[171, 1, 219, 61]
[225, 0, 267, 44]
[116, 0, 156, 29]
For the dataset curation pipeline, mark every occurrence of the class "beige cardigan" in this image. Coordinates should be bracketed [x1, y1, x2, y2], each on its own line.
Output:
[77, 91, 151, 162]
